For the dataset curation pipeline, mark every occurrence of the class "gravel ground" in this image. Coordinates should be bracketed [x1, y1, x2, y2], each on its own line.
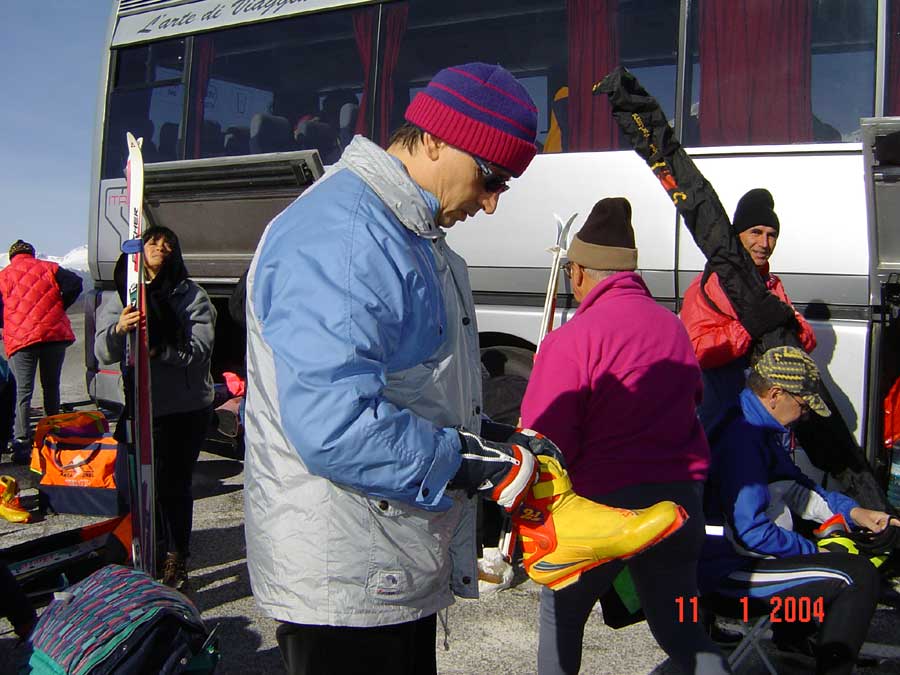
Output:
[1, 310, 900, 674]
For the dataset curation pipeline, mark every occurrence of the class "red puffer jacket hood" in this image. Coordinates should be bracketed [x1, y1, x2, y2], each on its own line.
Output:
[0, 254, 75, 356]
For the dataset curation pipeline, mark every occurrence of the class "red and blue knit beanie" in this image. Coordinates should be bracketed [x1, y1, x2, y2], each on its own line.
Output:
[404, 63, 538, 177]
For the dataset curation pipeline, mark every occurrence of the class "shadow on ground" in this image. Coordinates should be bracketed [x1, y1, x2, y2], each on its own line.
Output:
[193, 459, 243, 500]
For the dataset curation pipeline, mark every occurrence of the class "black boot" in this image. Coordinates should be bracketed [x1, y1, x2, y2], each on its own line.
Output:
[161, 552, 188, 590]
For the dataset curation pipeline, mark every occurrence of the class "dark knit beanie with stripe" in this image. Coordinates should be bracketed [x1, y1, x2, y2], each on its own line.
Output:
[8, 240, 35, 260]
[567, 198, 638, 271]
[404, 63, 538, 177]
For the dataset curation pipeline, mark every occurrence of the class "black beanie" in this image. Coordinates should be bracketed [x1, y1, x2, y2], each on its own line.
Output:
[8, 240, 35, 260]
[566, 197, 638, 271]
[732, 188, 780, 235]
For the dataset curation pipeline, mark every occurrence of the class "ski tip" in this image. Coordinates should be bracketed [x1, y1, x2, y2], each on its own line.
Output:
[560, 212, 579, 243]
[125, 132, 144, 150]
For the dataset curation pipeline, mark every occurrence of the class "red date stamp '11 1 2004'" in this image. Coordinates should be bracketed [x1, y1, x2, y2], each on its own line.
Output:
[676, 596, 825, 623]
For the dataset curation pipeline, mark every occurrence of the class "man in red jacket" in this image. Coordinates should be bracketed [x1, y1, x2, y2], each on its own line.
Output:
[0, 240, 82, 463]
[680, 188, 816, 430]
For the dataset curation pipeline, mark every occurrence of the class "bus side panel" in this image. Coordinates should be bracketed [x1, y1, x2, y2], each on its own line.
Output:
[447, 151, 677, 277]
[474, 308, 870, 449]
[807, 319, 870, 446]
[97, 178, 129, 283]
[475, 305, 573, 349]
[679, 149, 868, 276]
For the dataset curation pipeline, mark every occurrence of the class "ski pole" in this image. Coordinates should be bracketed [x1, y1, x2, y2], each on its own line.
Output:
[537, 213, 578, 350]
[499, 212, 578, 563]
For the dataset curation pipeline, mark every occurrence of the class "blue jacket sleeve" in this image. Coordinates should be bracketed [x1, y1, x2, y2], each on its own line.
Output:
[719, 427, 819, 557]
[769, 442, 859, 526]
[252, 183, 461, 511]
[828, 490, 859, 526]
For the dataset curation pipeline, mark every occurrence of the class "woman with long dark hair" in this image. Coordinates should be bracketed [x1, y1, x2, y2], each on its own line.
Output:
[95, 225, 216, 589]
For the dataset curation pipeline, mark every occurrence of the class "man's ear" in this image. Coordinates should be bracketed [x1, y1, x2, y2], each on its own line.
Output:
[570, 262, 584, 288]
[766, 386, 782, 409]
[422, 132, 444, 161]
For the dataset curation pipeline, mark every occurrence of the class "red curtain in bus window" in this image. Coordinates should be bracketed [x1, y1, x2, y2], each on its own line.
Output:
[567, 0, 619, 151]
[192, 36, 216, 158]
[377, 5, 409, 145]
[353, 6, 378, 138]
[888, 0, 900, 116]
[699, 0, 812, 145]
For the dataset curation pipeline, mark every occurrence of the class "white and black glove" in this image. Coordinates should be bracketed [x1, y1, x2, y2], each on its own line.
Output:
[450, 429, 537, 512]
[450, 427, 566, 512]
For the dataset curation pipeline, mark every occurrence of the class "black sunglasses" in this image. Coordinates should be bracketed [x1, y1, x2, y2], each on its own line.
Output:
[787, 391, 811, 413]
[471, 155, 510, 194]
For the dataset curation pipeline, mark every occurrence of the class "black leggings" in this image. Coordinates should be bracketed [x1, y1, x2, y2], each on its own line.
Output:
[153, 407, 211, 557]
[707, 552, 880, 675]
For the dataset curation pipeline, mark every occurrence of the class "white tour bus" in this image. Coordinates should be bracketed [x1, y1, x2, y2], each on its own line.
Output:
[87, 0, 900, 490]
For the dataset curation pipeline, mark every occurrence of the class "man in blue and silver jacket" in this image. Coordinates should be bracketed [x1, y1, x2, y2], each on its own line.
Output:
[243, 63, 546, 675]
[244, 63, 683, 675]
[701, 346, 897, 674]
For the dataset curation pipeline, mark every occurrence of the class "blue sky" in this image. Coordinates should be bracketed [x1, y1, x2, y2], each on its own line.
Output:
[0, 2, 113, 256]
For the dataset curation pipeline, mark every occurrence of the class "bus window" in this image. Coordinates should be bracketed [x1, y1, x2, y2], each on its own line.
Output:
[385, 0, 678, 154]
[102, 38, 185, 179]
[182, 6, 372, 162]
[887, 0, 900, 116]
[685, 0, 876, 147]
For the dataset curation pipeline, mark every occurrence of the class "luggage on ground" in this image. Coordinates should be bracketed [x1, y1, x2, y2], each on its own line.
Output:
[22, 564, 219, 674]
[29, 411, 128, 516]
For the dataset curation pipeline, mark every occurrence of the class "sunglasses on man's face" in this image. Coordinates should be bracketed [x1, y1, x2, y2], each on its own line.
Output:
[787, 391, 811, 413]
[471, 155, 510, 194]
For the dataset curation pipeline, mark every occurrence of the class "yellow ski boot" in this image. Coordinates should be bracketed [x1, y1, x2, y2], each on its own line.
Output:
[513, 455, 686, 590]
[0, 475, 32, 524]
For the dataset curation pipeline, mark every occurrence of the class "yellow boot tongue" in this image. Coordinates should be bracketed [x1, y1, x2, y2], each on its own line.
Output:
[531, 456, 573, 499]
[0, 475, 19, 503]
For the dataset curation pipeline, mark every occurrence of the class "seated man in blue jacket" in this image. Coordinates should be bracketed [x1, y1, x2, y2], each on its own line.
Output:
[701, 346, 898, 675]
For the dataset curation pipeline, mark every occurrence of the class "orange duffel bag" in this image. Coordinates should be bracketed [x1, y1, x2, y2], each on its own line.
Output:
[32, 410, 109, 451]
[30, 411, 127, 516]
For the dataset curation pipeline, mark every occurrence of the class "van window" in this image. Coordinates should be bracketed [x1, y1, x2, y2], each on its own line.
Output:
[103, 5, 375, 178]
[887, 0, 900, 116]
[685, 0, 876, 146]
[103, 38, 186, 178]
[385, 0, 679, 153]
[183, 7, 372, 162]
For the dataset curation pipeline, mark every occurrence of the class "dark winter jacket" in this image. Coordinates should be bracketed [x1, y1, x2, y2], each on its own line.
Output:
[94, 277, 216, 418]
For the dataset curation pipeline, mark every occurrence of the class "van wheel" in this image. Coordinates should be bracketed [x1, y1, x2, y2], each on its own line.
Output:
[480, 345, 535, 426]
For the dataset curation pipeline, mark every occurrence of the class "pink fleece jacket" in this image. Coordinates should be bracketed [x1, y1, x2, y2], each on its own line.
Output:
[520, 272, 710, 497]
